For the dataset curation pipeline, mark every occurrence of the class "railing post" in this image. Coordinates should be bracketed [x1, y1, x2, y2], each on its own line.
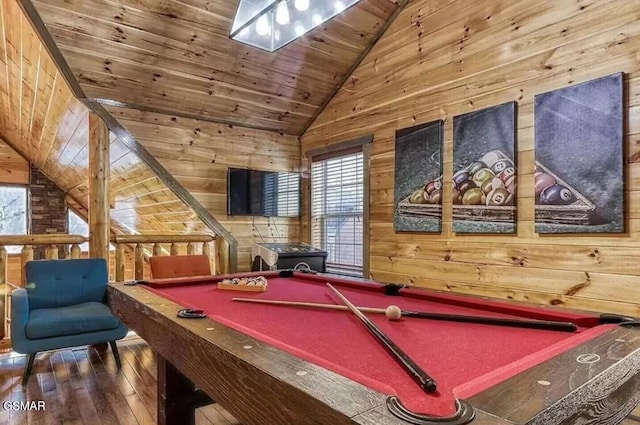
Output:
[135, 243, 144, 280]
[46, 245, 59, 260]
[21, 245, 33, 286]
[115, 244, 125, 282]
[186, 242, 195, 256]
[203, 241, 213, 274]
[170, 243, 179, 256]
[153, 243, 162, 257]
[70, 244, 81, 259]
[217, 238, 230, 275]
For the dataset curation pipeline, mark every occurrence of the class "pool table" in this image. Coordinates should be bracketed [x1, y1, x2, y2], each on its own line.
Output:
[107, 271, 640, 425]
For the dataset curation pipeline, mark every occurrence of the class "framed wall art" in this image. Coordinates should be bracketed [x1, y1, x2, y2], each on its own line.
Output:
[534, 73, 624, 233]
[452, 101, 517, 234]
[394, 120, 443, 233]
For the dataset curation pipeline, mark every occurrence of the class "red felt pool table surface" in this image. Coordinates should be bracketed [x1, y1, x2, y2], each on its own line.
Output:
[141, 272, 613, 418]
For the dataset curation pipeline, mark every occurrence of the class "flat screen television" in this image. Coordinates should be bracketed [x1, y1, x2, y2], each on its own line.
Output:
[227, 168, 301, 217]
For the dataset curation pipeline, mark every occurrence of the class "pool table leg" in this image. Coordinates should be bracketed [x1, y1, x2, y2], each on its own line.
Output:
[157, 355, 214, 425]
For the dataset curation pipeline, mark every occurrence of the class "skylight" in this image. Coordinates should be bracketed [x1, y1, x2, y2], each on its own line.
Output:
[230, 0, 361, 52]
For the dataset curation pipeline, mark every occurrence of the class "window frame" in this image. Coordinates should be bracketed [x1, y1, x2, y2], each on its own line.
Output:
[306, 135, 371, 278]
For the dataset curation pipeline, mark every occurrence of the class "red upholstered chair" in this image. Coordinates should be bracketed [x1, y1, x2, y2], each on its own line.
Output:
[149, 255, 212, 279]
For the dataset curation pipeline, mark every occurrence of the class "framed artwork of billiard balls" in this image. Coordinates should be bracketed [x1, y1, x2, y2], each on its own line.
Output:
[394, 120, 444, 233]
[534, 73, 624, 233]
[452, 101, 517, 234]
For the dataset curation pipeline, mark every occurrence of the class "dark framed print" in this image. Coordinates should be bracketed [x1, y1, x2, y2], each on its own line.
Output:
[534, 73, 624, 233]
[452, 101, 517, 234]
[394, 120, 443, 233]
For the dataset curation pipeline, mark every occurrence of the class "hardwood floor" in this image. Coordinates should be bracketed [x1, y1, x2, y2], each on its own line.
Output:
[0, 337, 240, 425]
[1, 337, 639, 425]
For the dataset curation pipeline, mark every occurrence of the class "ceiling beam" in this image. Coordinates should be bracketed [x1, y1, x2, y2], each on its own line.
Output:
[300, 0, 411, 136]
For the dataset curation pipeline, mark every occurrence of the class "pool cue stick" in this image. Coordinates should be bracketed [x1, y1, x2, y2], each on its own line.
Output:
[326, 283, 438, 393]
[232, 297, 385, 314]
[232, 297, 578, 332]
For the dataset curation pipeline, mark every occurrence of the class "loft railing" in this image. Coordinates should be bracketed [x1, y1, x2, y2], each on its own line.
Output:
[110, 233, 228, 282]
[0, 234, 90, 350]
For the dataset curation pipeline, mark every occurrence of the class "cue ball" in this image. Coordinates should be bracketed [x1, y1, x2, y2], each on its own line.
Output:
[385, 305, 402, 321]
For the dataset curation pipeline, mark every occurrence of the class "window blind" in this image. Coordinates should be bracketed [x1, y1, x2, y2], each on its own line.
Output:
[311, 151, 364, 276]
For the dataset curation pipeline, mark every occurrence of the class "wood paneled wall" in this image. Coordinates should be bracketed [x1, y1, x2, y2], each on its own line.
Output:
[108, 107, 301, 271]
[0, 139, 28, 184]
[302, 0, 640, 316]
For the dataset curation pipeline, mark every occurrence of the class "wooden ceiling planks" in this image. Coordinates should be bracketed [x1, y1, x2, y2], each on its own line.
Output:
[0, 0, 209, 237]
[31, 0, 402, 134]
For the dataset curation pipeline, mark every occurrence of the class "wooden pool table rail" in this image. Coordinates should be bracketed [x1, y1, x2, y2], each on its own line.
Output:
[107, 281, 640, 425]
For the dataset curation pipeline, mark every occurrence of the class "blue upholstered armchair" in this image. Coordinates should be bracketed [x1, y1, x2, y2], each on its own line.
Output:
[11, 258, 128, 385]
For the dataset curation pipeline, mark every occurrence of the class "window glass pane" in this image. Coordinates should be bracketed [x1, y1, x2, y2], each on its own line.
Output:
[68, 210, 90, 252]
[0, 186, 28, 253]
[311, 151, 363, 276]
[68, 210, 115, 252]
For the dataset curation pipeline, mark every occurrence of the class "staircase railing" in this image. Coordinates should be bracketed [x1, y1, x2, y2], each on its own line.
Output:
[110, 233, 227, 282]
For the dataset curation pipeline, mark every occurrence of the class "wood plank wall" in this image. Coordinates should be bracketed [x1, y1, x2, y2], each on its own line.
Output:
[0, 138, 28, 184]
[107, 107, 302, 271]
[302, 0, 640, 316]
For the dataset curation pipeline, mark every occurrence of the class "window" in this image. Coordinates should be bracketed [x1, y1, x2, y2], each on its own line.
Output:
[311, 151, 364, 276]
[68, 210, 90, 252]
[0, 186, 28, 253]
[67, 210, 116, 252]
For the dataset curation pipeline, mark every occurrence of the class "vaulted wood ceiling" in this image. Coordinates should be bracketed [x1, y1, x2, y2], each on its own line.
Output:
[0, 0, 209, 235]
[30, 0, 402, 135]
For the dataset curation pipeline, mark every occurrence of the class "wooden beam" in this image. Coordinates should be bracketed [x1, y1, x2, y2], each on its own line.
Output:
[0, 235, 88, 245]
[111, 234, 215, 244]
[89, 112, 110, 261]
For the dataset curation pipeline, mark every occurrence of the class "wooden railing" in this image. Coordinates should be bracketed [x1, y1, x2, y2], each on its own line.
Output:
[0, 234, 90, 350]
[110, 233, 227, 282]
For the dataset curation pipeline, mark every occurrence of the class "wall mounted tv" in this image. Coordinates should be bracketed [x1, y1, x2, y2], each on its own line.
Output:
[227, 168, 301, 217]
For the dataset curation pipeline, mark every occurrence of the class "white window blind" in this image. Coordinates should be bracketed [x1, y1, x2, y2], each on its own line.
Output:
[311, 151, 364, 276]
